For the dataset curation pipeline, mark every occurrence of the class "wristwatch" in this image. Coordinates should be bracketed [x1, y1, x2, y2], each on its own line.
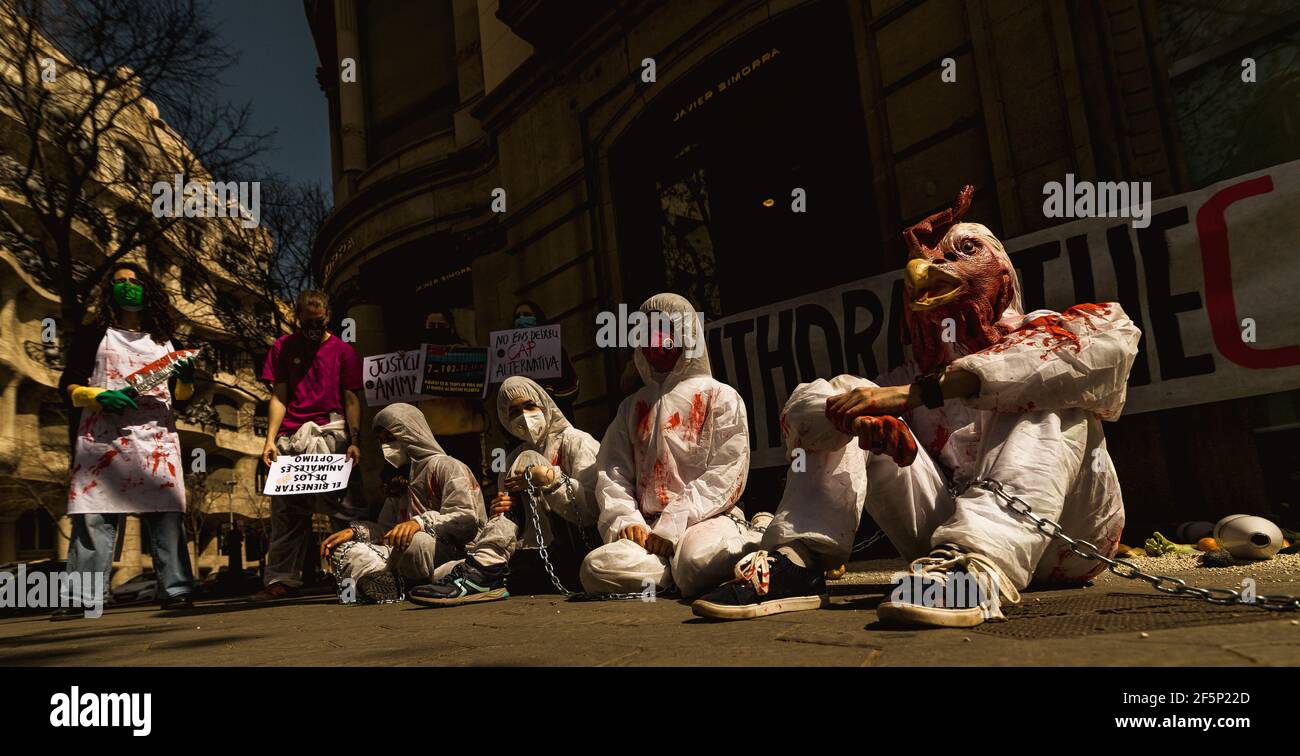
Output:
[914, 370, 945, 410]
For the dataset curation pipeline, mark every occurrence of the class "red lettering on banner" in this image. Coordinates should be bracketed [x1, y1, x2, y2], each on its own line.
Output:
[1197, 176, 1300, 368]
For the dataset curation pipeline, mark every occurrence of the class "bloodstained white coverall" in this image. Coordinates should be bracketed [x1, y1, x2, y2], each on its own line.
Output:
[581, 293, 761, 597]
[766, 302, 1141, 592]
[496, 376, 600, 551]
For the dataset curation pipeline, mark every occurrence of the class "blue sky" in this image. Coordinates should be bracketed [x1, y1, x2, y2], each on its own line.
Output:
[214, 0, 332, 201]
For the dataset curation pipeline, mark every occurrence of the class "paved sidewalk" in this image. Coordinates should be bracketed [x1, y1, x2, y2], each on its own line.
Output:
[1, 558, 1297, 666]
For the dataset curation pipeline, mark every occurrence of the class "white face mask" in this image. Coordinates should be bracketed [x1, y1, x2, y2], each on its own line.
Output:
[509, 411, 547, 446]
[382, 441, 408, 468]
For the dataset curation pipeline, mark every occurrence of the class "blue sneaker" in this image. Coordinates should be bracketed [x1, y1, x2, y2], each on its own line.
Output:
[408, 557, 509, 607]
[692, 550, 827, 620]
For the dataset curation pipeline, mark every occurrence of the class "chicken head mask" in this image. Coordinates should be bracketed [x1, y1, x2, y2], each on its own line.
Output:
[902, 185, 1023, 374]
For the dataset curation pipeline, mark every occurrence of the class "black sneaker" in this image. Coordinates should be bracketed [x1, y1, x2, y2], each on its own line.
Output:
[692, 550, 827, 620]
[357, 571, 403, 603]
[50, 607, 86, 622]
[407, 557, 509, 607]
[159, 594, 193, 610]
[876, 544, 1019, 628]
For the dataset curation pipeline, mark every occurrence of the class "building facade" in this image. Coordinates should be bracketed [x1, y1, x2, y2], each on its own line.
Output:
[306, 0, 1300, 536]
[0, 18, 276, 585]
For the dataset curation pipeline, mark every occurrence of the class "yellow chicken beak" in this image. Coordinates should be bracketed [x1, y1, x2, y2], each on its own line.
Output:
[905, 259, 966, 311]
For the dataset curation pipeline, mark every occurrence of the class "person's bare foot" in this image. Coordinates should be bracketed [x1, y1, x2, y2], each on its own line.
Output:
[249, 583, 299, 602]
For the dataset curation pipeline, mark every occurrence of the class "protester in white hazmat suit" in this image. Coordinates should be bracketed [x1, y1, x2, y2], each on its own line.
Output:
[693, 186, 1141, 626]
[488, 377, 599, 578]
[321, 403, 513, 606]
[581, 293, 768, 597]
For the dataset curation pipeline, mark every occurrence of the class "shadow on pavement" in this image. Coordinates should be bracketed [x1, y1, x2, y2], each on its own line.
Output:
[0, 622, 180, 647]
[152, 593, 339, 619]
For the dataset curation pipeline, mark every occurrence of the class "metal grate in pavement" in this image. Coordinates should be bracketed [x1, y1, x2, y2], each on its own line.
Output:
[972, 591, 1282, 639]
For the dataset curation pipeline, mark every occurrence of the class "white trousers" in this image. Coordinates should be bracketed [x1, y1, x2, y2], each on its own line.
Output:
[330, 531, 465, 587]
[579, 507, 763, 597]
[764, 377, 1125, 590]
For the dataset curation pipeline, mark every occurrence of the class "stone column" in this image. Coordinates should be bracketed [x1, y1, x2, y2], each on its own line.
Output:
[334, 0, 368, 202]
[0, 373, 19, 469]
[342, 301, 386, 510]
[55, 514, 71, 560]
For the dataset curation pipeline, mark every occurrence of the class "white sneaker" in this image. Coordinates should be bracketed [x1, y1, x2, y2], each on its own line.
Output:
[877, 544, 1020, 628]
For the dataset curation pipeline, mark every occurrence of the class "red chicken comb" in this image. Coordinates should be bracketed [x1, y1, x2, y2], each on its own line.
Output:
[903, 184, 975, 257]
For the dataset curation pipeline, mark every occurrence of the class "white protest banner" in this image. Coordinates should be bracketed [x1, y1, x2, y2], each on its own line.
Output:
[362, 349, 428, 406]
[704, 160, 1300, 468]
[486, 324, 563, 383]
[263, 454, 353, 496]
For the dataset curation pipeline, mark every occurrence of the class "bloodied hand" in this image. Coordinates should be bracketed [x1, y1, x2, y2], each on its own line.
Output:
[619, 524, 650, 549]
[825, 385, 911, 433]
[645, 533, 675, 558]
[852, 415, 918, 466]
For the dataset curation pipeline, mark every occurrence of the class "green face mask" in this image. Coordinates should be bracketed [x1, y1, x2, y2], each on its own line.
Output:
[112, 280, 144, 312]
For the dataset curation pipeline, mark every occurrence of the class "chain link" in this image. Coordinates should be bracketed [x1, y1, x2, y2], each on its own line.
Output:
[520, 467, 659, 601]
[974, 478, 1299, 611]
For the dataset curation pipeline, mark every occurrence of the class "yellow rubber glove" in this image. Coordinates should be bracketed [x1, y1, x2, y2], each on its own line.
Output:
[70, 385, 106, 408]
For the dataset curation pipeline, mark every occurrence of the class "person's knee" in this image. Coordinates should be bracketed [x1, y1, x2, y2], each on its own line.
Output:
[399, 531, 439, 575]
[672, 534, 733, 597]
[579, 542, 650, 593]
[578, 544, 616, 591]
[331, 541, 382, 580]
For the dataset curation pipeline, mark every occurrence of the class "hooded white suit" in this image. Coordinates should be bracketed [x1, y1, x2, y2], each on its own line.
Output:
[580, 293, 763, 597]
[496, 376, 600, 550]
[330, 403, 507, 589]
[763, 223, 1141, 595]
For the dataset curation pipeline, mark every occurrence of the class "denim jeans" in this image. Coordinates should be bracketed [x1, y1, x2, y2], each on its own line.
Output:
[63, 512, 196, 604]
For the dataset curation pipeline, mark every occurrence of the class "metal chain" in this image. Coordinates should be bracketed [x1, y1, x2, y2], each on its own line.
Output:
[976, 478, 1300, 611]
[521, 467, 659, 601]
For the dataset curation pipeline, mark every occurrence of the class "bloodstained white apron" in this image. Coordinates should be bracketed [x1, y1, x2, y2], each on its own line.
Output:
[68, 327, 187, 514]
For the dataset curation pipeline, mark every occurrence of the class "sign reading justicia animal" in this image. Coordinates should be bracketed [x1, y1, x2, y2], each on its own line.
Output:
[362, 349, 427, 406]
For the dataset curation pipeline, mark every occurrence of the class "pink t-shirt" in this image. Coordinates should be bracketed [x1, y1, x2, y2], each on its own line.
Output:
[261, 332, 362, 436]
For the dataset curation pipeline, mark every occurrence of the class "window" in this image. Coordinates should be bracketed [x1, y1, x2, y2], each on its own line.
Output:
[38, 399, 68, 449]
[253, 401, 269, 437]
[181, 264, 200, 299]
[119, 141, 146, 186]
[218, 239, 247, 269]
[210, 342, 239, 374]
[360, 0, 458, 163]
[212, 393, 241, 431]
[16, 508, 56, 554]
[184, 224, 204, 251]
[215, 292, 241, 327]
[1159, 1, 1300, 187]
[611, 2, 878, 318]
[145, 243, 169, 278]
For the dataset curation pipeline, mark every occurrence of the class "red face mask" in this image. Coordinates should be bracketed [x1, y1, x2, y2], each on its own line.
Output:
[641, 326, 681, 373]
